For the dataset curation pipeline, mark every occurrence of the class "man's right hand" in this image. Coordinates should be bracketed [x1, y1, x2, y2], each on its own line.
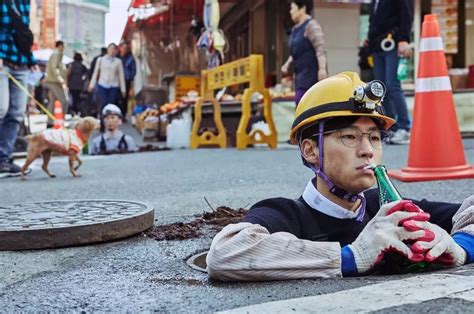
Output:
[398, 41, 412, 58]
[347, 200, 432, 274]
[0, 59, 3, 71]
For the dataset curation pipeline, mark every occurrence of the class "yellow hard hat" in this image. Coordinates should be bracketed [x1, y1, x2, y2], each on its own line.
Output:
[289, 71, 395, 143]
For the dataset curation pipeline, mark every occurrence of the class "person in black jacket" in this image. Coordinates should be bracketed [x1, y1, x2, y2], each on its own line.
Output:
[88, 47, 107, 81]
[366, 0, 413, 145]
[86, 47, 107, 118]
[118, 42, 136, 120]
[206, 72, 474, 281]
[67, 52, 88, 116]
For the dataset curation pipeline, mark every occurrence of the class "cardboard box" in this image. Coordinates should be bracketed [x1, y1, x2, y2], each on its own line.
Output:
[450, 74, 468, 90]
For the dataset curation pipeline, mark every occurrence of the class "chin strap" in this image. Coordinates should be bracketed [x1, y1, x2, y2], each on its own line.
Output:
[303, 120, 366, 221]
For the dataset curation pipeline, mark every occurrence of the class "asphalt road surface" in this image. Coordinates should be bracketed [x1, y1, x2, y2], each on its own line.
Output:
[1, 139, 473, 312]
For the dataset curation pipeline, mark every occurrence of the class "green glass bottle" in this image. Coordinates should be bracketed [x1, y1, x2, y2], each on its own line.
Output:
[397, 57, 408, 81]
[373, 165, 403, 205]
[372, 165, 428, 273]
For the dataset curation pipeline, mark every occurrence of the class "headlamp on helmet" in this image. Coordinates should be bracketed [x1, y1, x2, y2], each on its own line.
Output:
[289, 72, 395, 144]
[352, 80, 386, 113]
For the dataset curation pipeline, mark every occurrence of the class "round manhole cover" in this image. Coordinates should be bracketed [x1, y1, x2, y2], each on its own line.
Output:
[187, 251, 208, 273]
[0, 200, 154, 250]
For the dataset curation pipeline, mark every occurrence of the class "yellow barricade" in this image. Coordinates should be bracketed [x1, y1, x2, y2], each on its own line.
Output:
[190, 54, 277, 149]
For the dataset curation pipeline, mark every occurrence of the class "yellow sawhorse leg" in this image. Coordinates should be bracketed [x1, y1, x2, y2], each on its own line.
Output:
[236, 88, 278, 150]
[190, 98, 227, 149]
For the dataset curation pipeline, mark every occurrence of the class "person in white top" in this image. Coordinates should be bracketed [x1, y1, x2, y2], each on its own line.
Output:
[206, 72, 474, 281]
[88, 43, 126, 131]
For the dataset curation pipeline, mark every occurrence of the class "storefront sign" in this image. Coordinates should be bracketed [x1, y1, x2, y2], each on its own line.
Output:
[206, 58, 251, 90]
[128, 4, 169, 22]
[41, 0, 56, 49]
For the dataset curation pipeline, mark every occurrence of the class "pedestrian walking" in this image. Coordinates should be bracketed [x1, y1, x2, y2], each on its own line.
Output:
[33, 74, 47, 110]
[67, 52, 88, 116]
[88, 47, 107, 81]
[45, 41, 68, 123]
[118, 42, 136, 121]
[281, 0, 327, 107]
[88, 43, 126, 132]
[206, 72, 474, 281]
[0, 0, 38, 177]
[86, 47, 107, 118]
[366, 0, 413, 144]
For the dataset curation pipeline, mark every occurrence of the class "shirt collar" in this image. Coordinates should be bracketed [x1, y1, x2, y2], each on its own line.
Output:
[302, 179, 363, 219]
[103, 130, 123, 140]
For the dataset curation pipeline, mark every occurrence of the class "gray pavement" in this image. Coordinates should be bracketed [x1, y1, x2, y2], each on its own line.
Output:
[0, 136, 473, 312]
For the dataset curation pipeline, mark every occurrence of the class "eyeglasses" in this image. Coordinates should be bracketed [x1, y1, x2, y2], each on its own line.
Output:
[312, 127, 388, 150]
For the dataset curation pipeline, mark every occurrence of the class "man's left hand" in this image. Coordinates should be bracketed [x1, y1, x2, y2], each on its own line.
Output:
[29, 65, 39, 72]
[404, 220, 467, 267]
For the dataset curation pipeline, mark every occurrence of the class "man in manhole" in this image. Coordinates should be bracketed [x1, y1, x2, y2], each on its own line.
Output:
[206, 72, 474, 280]
[89, 104, 137, 155]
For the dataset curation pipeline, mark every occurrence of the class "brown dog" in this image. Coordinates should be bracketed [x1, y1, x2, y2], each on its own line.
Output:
[20, 117, 99, 180]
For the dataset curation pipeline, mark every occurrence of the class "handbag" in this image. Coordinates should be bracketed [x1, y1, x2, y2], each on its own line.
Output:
[10, 0, 34, 56]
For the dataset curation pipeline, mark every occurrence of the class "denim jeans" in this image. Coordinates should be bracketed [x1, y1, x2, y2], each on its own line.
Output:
[0, 65, 28, 163]
[373, 49, 411, 131]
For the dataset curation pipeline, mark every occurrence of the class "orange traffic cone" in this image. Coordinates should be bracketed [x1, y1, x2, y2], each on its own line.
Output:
[52, 100, 64, 129]
[389, 14, 474, 182]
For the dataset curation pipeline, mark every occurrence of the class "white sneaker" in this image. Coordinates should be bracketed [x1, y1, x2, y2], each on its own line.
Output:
[390, 129, 410, 145]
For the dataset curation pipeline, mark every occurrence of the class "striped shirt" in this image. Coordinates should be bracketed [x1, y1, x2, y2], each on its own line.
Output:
[0, 0, 36, 66]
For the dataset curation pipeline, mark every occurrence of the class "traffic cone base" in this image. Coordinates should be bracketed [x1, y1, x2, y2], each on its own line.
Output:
[389, 165, 474, 182]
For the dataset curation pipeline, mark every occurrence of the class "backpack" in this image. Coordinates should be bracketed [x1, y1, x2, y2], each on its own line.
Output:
[10, 0, 34, 56]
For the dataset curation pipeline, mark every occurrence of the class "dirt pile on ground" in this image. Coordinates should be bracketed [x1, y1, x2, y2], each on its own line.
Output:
[145, 207, 246, 241]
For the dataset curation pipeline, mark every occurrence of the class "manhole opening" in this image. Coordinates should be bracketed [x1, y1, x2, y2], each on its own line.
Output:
[187, 251, 208, 273]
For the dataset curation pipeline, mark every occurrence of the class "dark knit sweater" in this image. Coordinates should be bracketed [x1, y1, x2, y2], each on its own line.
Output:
[243, 188, 460, 247]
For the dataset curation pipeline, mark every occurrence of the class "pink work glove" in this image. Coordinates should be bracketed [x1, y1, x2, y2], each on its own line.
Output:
[348, 200, 431, 273]
[404, 220, 467, 267]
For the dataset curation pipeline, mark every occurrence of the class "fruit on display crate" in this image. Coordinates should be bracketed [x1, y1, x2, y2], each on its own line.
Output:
[160, 101, 183, 113]
[135, 108, 161, 134]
